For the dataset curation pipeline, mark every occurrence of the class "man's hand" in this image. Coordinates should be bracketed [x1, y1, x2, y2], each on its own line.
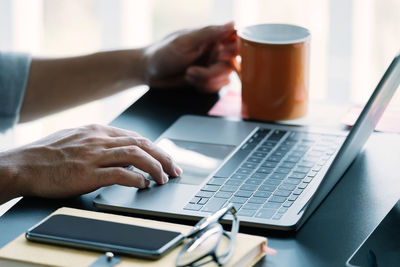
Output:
[144, 22, 238, 92]
[0, 124, 182, 203]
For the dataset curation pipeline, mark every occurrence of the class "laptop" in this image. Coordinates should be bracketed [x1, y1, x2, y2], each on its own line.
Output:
[94, 52, 400, 231]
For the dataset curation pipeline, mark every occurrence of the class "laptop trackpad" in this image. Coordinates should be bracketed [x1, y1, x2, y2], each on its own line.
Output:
[157, 138, 235, 185]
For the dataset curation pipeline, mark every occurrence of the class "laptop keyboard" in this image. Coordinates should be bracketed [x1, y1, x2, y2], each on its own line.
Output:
[184, 128, 345, 220]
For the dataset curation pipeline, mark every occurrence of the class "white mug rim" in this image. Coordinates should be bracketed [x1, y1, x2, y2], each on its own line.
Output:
[237, 23, 310, 45]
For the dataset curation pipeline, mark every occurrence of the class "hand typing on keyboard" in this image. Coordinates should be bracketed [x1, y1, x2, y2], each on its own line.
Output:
[0, 124, 182, 204]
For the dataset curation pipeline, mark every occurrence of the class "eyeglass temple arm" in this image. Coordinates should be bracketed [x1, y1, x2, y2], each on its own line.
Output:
[186, 203, 237, 238]
[215, 209, 240, 266]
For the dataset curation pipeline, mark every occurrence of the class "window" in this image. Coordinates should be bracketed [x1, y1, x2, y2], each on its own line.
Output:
[1, 0, 399, 142]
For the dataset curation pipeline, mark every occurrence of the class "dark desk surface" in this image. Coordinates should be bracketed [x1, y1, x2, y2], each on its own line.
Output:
[1, 89, 400, 267]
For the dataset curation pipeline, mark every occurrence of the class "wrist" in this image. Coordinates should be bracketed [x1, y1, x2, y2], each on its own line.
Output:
[114, 48, 149, 86]
[0, 151, 26, 203]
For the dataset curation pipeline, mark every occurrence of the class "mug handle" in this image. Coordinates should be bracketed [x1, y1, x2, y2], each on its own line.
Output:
[230, 56, 241, 78]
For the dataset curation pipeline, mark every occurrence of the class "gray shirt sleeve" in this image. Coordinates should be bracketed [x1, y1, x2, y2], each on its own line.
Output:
[0, 52, 31, 131]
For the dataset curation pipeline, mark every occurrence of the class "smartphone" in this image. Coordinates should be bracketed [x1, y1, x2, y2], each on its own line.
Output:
[25, 214, 184, 259]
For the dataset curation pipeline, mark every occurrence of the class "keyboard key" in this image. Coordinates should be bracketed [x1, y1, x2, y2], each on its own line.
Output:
[235, 190, 253, 198]
[241, 143, 256, 151]
[289, 172, 306, 179]
[251, 172, 269, 179]
[262, 161, 278, 168]
[243, 203, 262, 210]
[270, 173, 287, 180]
[313, 165, 323, 171]
[254, 191, 272, 198]
[321, 155, 331, 160]
[303, 176, 313, 183]
[202, 185, 219, 192]
[308, 171, 318, 177]
[253, 152, 268, 158]
[240, 184, 258, 191]
[242, 162, 257, 169]
[262, 140, 277, 147]
[196, 190, 214, 198]
[286, 156, 301, 163]
[246, 137, 257, 144]
[296, 145, 311, 152]
[230, 196, 247, 204]
[220, 185, 239, 192]
[283, 201, 294, 207]
[248, 197, 267, 204]
[247, 157, 262, 164]
[263, 179, 281, 185]
[267, 156, 283, 162]
[298, 182, 308, 189]
[283, 140, 297, 146]
[237, 168, 253, 174]
[278, 207, 288, 214]
[263, 202, 282, 209]
[275, 168, 291, 174]
[326, 149, 336, 156]
[294, 166, 311, 173]
[226, 179, 242, 186]
[279, 183, 296, 191]
[198, 198, 209, 205]
[272, 214, 283, 220]
[207, 178, 225, 186]
[202, 198, 227, 212]
[256, 167, 273, 174]
[298, 160, 314, 168]
[293, 188, 303, 195]
[267, 130, 287, 141]
[277, 149, 291, 156]
[273, 190, 291, 197]
[308, 151, 323, 157]
[280, 161, 296, 168]
[238, 209, 256, 217]
[273, 151, 286, 158]
[184, 203, 202, 211]
[286, 178, 301, 185]
[189, 197, 201, 204]
[300, 136, 317, 142]
[214, 191, 232, 199]
[303, 156, 318, 163]
[231, 173, 249, 180]
[254, 129, 270, 139]
[245, 179, 263, 186]
[269, 196, 287, 203]
[257, 146, 273, 153]
[258, 184, 277, 192]
[255, 208, 277, 219]
[288, 195, 298, 201]
[287, 132, 304, 141]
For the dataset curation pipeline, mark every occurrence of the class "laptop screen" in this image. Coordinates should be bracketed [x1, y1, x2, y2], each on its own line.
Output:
[300, 52, 400, 223]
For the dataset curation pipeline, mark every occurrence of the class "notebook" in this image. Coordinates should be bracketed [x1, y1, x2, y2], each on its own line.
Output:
[94, 52, 400, 231]
[0, 207, 267, 267]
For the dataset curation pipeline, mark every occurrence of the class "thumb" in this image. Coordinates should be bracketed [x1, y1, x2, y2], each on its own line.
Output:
[189, 22, 236, 46]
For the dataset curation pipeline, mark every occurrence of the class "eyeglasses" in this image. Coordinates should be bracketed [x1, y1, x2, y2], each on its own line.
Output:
[176, 203, 239, 267]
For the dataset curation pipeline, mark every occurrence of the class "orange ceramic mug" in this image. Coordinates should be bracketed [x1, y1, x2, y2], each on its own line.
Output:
[235, 24, 310, 121]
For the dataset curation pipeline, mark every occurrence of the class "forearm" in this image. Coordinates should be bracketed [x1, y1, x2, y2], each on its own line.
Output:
[19, 49, 147, 122]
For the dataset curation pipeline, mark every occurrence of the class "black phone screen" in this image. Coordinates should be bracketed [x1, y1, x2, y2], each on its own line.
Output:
[26, 214, 183, 258]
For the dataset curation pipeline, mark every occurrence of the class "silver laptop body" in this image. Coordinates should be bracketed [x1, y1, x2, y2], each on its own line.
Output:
[94, 53, 400, 231]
